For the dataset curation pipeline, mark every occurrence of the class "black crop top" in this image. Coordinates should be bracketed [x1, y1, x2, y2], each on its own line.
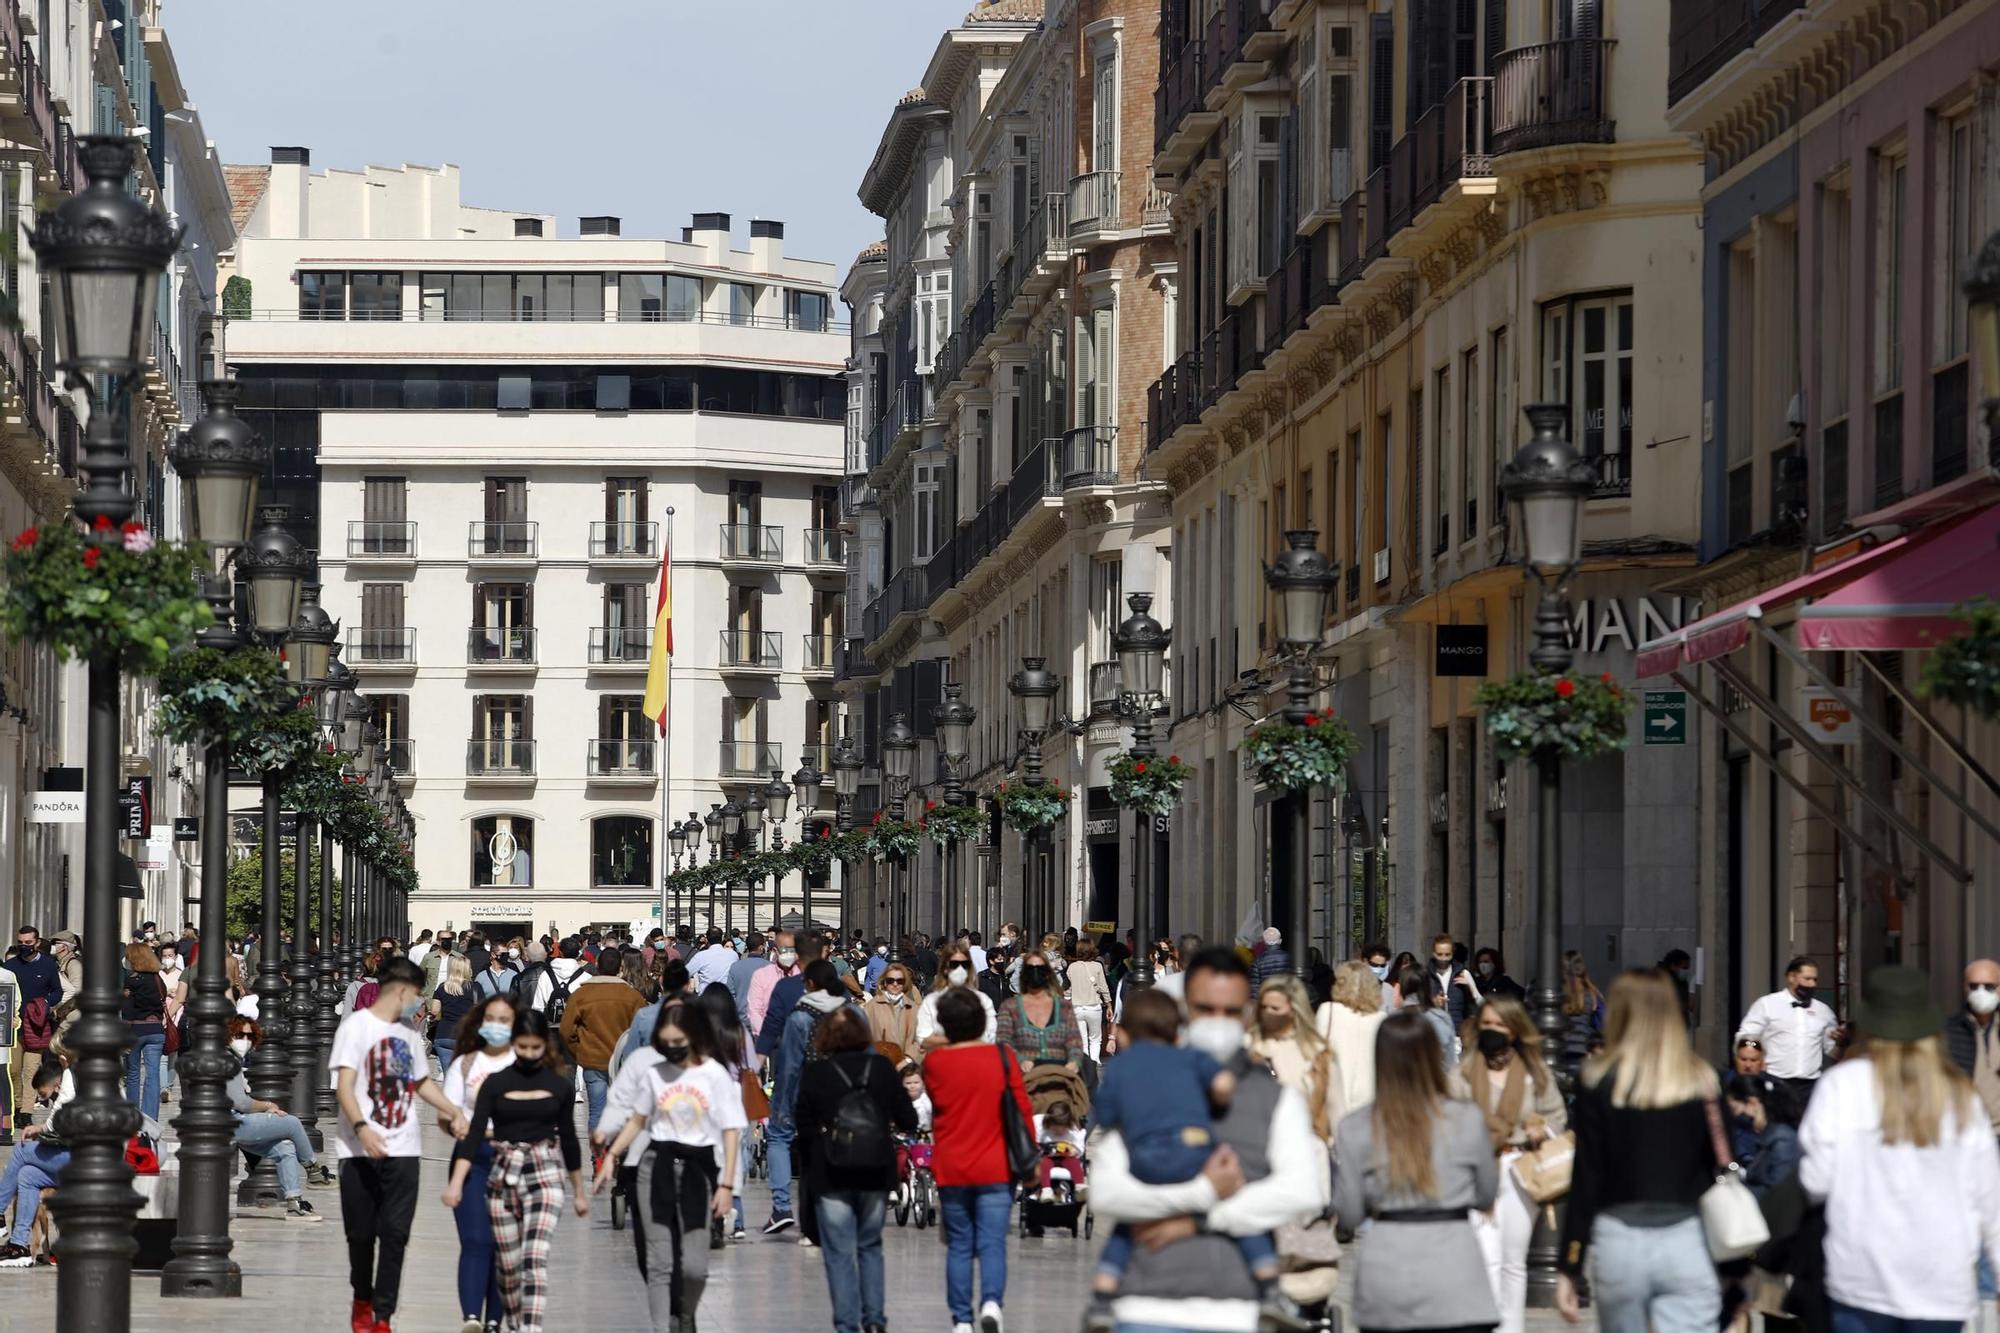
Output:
[451, 1064, 582, 1172]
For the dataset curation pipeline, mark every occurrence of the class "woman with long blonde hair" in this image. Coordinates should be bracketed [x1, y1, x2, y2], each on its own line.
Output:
[428, 953, 477, 1071]
[1556, 969, 1720, 1331]
[1560, 949, 1605, 1065]
[1317, 958, 1388, 1110]
[1800, 965, 2000, 1328]
[1334, 1011, 1498, 1331]
[1450, 995, 1566, 1333]
[1252, 975, 1343, 1143]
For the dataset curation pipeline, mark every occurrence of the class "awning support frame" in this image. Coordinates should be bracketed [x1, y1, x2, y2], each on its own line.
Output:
[1671, 671, 1911, 890]
[1709, 657, 1972, 884]
[1754, 619, 2000, 851]
[1849, 648, 2000, 804]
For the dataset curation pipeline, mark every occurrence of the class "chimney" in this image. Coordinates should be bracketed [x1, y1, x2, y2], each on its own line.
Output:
[514, 217, 544, 238]
[749, 218, 784, 270]
[579, 215, 621, 238]
[688, 211, 730, 261]
[268, 145, 310, 239]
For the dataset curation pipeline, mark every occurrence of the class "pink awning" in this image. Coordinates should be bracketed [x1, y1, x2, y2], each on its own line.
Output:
[1634, 537, 1918, 680]
[1796, 503, 2000, 651]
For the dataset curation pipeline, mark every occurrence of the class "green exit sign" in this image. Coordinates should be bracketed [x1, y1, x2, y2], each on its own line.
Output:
[1643, 689, 1688, 746]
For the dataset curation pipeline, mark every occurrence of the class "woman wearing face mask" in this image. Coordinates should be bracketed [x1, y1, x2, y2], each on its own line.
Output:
[1064, 939, 1112, 1066]
[444, 1010, 588, 1333]
[596, 1003, 746, 1333]
[1251, 975, 1345, 1320]
[862, 962, 920, 1061]
[697, 983, 756, 1242]
[1472, 948, 1525, 1003]
[1721, 1074, 1798, 1201]
[1447, 996, 1565, 1333]
[224, 1017, 327, 1222]
[158, 943, 185, 1104]
[439, 995, 517, 1333]
[917, 945, 996, 1054]
[995, 950, 1084, 1074]
[1317, 959, 1389, 1111]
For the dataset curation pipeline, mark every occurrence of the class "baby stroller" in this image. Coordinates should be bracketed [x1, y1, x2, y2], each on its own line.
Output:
[1017, 1062, 1092, 1240]
[892, 1135, 938, 1229]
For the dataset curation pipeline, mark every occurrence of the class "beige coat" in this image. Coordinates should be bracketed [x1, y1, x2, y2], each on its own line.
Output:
[1446, 1057, 1568, 1150]
[1316, 1001, 1385, 1111]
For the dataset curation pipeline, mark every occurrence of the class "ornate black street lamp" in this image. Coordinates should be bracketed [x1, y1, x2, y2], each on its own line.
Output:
[791, 763, 822, 929]
[882, 714, 916, 961]
[313, 653, 355, 1128]
[718, 799, 741, 930]
[283, 579, 336, 1146]
[741, 789, 766, 928]
[1009, 656, 1065, 935]
[1500, 407, 1596, 1077]
[831, 730, 864, 930]
[932, 682, 977, 925]
[159, 380, 266, 1300]
[762, 771, 792, 929]
[31, 136, 180, 1329]
[1114, 594, 1171, 988]
[1266, 531, 1337, 982]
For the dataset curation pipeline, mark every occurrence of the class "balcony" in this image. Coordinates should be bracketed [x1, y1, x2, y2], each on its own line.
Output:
[1010, 194, 1070, 309]
[589, 521, 659, 561]
[1364, 167, 1390, 261]
[1155, 36, 1207, 157]
[805, 527, 846, 567]
[587, 627, 652, 669]
[933, 330, 965, 394]
[1413, 78, 1495, 217]
[720, 740, 784, 780]
[1147, 347, 1205, 452]
[1088, 660, 1122, 716]
[863, 565, 915, 645]
[1588, 450, 1632, 499]
[1068, 171, 1121, 240]
[346, 628, 416, 669]
[1063, 424, 1118, 489]
[966, 282, 997, 354]
[719, 629, 781, 673]
[347, 521, 418, 563]
[0, 4, 81, 197]
[923, 534, 960, 609]
[382, 740, 416, 781]
[467, 626, 537, 670]
[587, 739, 658, 784]
[802, 633, 838, 674]
[1491, 40, 1616, 157]
[1265, 243, 1315, 354]
[719, 523, 783, 565]
[1337, 186, 1367, 285]
[1668, 0, 1807, 107]
[466, 739, 536, 782]
[467, 521, 539, 563]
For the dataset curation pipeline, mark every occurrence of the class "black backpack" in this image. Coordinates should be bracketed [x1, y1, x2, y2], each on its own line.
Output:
[821, 1058, 893, 1172]
[542, 964, 577, 1027]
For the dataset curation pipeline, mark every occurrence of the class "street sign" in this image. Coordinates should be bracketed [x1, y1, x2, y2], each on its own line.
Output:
[1801, 686, 1857, 745]
[27, 793, 85, 824]
[1642, 689, 1688, 746]
[173, 817, 200, 842]
[119, 777, 151, 839]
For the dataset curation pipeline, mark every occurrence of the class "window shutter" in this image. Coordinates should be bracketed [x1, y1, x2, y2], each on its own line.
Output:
[755, 699, 768, 746]
[598, 695, 615, 738]
[522, 695, 534, 742]
[1484, 0, 1507, 75]
[1370, 14, 1394, 171]
[1454, 0, 1478, 83]
[1406, 0, 1427, 130]
[1299, 65, 1321, 215]
[473, 695, 488, 741]
[721, 696, 735, 745]
[472, 582, 483, 629]
[1228, 117, 1252, 295]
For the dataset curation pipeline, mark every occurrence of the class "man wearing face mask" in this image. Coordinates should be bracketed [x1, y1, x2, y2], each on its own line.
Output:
[748, 931, 803, 1050]
[226, 1016, 328, 1221]
[1947, 959, 2000, 1138]
[863, 939, 891, 993]
[770, 959, 857, 1241]
[1090, 947, 1331, 1333]
[1736, 955, 1841, 1109]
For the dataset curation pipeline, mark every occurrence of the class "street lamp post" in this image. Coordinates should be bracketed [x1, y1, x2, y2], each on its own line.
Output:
[882, 714, 916, 961]
[339, 691, 371, 973]
[160, 379, 268, 1299]
[763, 771, 792, 930]
[1009, 657, 1060, 935]
[932, 683, 976, 928]
[667, 819, 688, 925]
[1265, 531, 1337, 983]
[742, 790, 767, 928]
[1113, 594, 1171, 989]
[313, 655, 356, 1129]
[703, 803, 724, 932]
[832, 732, 862, 928]
[30, 134, 181, 1329]
[282, 579, 337, 1149]
[720, 799, 742, 931]
[792, 762, 822, 930]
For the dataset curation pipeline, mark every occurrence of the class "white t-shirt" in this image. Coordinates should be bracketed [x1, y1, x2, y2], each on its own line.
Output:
[408, 942, 433, 968]
[328, 1007, 431, 1160]
[1033, 1113, 1086, 1154]
[643, 1057, 747, 1148]
[916, 985, 997, 1045]
[236, 993, 259, 1020]
[441, 1048, 515, 1119]
[601, 1047, 667, 1166]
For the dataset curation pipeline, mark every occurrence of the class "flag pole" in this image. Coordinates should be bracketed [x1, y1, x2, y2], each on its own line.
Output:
[658, 506, 674, 936]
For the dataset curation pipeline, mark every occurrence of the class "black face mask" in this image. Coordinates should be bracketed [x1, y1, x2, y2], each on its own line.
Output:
[515, 1056, 543, 1074]
[656, 1042, 690, 1064]
[1019, 965, 1052, 991]
[1476, 1029, 1514, 1058]
[1794, 985, 1818, 1005]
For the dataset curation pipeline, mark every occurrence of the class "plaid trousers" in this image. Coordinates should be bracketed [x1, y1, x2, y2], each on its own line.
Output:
[487, 1139, 567, 1332]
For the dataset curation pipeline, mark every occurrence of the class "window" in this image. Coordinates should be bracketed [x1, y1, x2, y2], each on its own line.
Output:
[1229, 104, 1288, 297]
[602, 583, 648, 659]
[299, 271, 343, 320]
[1432, 364, 1451, 554]
[1374, 414, 1391, 583]
[1876, 149, 1907, 391]
[1091, 556, 1123, 661]
[1820, 180, 1851, 423]
[727, 282, 755, 326]
[1092, 49, 1117, 172]
[591, 816, 652, 888]
[1936, 114, 1975, 483]
[371, 695, 411, 773]
[913, 461, 943, 561]
[1076, 306, 1114, 428]
[1490, 324, 1513, 525]
[349, 273, 401, 320]
[359, 583, 405, 661]
[471, 814, 533, 887]
[1541, 292, 1633, 469]
[473, 582, 532, 661]
[471, 695, 532, 777]
[789, 290, 830, 332]
[361, 476, 408, 554]
[1459, 347, 1478, 539]
[1348, 428, 1364, 574]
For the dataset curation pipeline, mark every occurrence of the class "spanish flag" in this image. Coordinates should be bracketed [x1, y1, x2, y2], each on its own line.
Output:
[641, 537, 673, 735]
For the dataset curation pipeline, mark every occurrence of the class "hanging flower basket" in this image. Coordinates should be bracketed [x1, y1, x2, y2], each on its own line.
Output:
[996, 780, 1070, 834]
[828, 828, 874, 864]
[789, 836, 835, 877]
[281, 748, 348, 823]
[1920, 599, 2000, 722]
[1245, 710, 1355, 791]
[1475, 669, 1632, 763]
[1, 521, 210, 674]
[865, 816, 922, 862]
[922, 801, 986, 848]
[1108, 752, 1194, 816]
[157, 646, 311, 773]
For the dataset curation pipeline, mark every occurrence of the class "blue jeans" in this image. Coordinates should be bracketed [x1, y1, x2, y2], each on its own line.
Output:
[816, 1188, 888, 1333]
[125, 1027, 165, 1121]
[453, 1142, 503, 1323]
[766, 1114, 795, 1216]
[0, 1139, 69, 1245]
[1589, 1213, 1721, 1333]
[582, 1066, 611, 1133]
[940, 1182, 1012, 1323]
[233, 1111, 315, 1198]
[1830, 1304, 1960, 1333]
[433, 1038, 456, 1075]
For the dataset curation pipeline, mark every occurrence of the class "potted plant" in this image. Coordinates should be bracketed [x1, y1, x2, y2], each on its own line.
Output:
[920, 799, 986, 848]
[996, 780, 1070, 834]
[1107, 752, 1194, 816]
[1474, 669, 1632, 763]
[2, 520, 210, 673]
[1245, 710, 1355, 791]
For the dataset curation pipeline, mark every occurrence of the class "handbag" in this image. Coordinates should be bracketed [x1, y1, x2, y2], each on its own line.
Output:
[1699, 1097, 1770, 1261]
[1511, 1126, 1575, 1204]
[996, 1047, 1040, 1185]
[158, 976, 181, 1055]
[739, 1066, 771, 1121]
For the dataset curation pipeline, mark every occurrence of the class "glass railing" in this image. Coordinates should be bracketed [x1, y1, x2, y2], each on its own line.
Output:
[588, 739, 657, 777]
[349, 521, 417, 558]
[466, 740, 536, 778]
[468, 521, 538, 558]
[588, 627, 653, 665]
[589, 521, 659, 558]
[466, 626, 537, 665]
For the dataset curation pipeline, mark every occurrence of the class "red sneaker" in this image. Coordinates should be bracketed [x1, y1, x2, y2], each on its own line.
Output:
[349, 1299, 374, 1333]
[370, 1320, 393, 1333]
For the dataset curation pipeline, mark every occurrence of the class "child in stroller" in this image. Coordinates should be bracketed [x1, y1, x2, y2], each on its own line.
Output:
[1033, 1099, 1087, 1203]
[1018, 1063, 1094, 1239]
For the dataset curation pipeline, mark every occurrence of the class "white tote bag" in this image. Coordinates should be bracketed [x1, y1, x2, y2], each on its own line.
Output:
[1699, 1098, 1770, 1262]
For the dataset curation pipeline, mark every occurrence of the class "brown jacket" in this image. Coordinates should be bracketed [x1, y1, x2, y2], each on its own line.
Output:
[558, 978, 645, 1072]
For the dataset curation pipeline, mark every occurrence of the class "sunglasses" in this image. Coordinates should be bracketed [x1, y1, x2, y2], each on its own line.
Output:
[1736, 1039, 1763, 1050]
[883, 977, 906, 987]
[1971, 982, 1999, 993]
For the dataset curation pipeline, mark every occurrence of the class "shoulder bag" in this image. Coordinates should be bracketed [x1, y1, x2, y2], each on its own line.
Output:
[1511, 1118, 1575, 1204]
[1699, 1097, 1770, 1261]
[159, 975, 181, 1054]
[997, 1046, 1040, 1185]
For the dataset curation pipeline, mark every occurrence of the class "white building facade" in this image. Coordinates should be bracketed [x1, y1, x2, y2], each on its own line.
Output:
[224, 153, 847, 939]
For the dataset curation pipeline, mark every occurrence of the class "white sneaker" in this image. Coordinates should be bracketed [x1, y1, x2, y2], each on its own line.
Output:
[799, 1235, 817, 1249]
[979, 1300, 1003, 1333]
[951, 1325, 973, 1333]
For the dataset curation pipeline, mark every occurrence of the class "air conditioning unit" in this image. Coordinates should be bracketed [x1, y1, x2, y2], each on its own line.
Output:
[1372, 548, 1390, 585]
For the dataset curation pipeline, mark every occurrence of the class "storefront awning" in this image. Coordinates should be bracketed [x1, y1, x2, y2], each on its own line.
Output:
[1634, 536, 1918, 679]
[1795, 503, 2000, 651]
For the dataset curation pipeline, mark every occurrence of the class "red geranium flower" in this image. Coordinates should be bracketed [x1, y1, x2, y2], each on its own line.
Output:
[1169, 754, 1181, 764]
[121, 520, 144, 535]
[82, 547, 100, 570]
[11, 527, 37, 551]
[1555, 678, 1576, 699]
[91, 515, 112, 531]
[925, 799, 936, 811]
[1305, 714, 1320, 728]
[1600, 672, 1613, 684]
[1134, 761, 1147, 775]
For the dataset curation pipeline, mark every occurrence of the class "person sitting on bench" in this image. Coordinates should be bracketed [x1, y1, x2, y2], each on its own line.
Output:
[227, 1017, 328, 1221]
[0, 1057, 72, 1264]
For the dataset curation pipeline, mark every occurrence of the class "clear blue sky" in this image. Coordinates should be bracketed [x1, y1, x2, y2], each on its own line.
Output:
[168, 0, 972, 271]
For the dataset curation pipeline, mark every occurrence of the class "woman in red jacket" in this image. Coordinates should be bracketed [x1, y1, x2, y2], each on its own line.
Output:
[923, 987, 1032, 1333]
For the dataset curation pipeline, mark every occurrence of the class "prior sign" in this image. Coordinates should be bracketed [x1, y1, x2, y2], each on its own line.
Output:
[1642, 689, 1688, 746]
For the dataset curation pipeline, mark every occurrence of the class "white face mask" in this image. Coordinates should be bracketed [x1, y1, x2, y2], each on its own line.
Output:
[1972, 988, 2000, 1017]
[946, 965, 970, 986]
[776, 950, 798, 968]
[1184, 1017, 1246, 1062]
[229, 1038, 253, 1057]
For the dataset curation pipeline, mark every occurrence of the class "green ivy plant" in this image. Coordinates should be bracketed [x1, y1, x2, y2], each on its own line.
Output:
[865, 816, 922, 862]
[2, 521, 210, 674]
[156, 645, 305, 767]
[920, 800, 986, 848]
[1920, 599, 2000, 722]
[996, 781, 1070, 834]
[1245, 711, 1355, 791]
[1108, 752, 1194, 816]
[222, 274, 252, 319]
[1475, 669, 1632, 763]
